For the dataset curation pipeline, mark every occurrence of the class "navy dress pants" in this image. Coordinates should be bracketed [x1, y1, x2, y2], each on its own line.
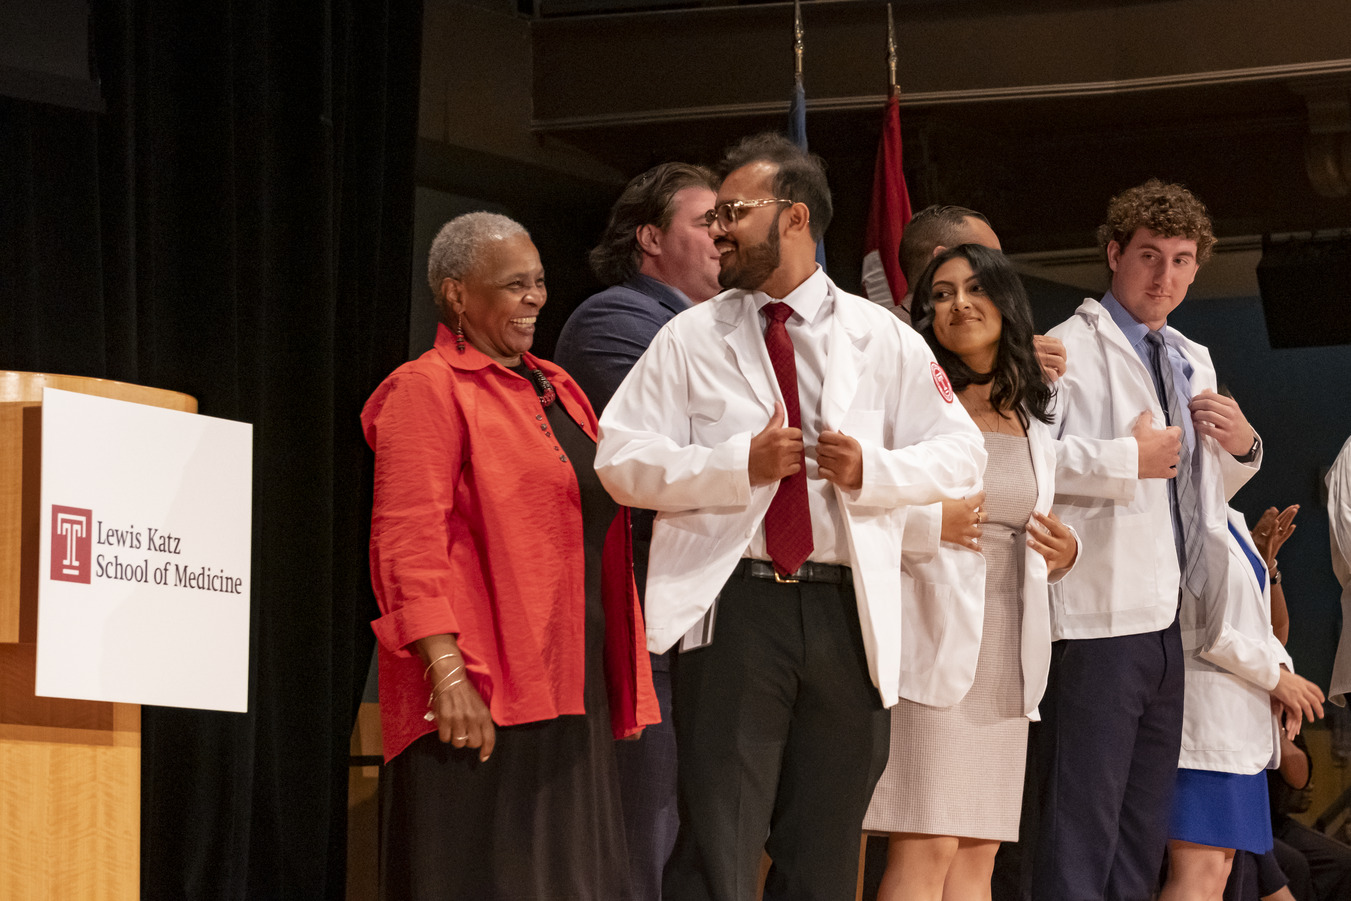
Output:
[1032, 619, 1184, 901]
[662, 569, 890, 901]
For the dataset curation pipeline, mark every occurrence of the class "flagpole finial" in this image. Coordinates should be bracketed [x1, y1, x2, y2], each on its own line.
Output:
[794, 0, 804, 82]
[886, 3, 898, 95]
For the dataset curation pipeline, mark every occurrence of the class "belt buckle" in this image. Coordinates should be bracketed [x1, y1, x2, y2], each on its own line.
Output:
[773, 567, 800, 584]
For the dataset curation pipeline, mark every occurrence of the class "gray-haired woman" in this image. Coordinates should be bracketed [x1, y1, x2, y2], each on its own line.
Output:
[363, 212, 659, 899]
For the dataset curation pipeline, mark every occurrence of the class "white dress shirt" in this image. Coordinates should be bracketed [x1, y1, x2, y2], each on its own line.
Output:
[745, 267, 848, 564]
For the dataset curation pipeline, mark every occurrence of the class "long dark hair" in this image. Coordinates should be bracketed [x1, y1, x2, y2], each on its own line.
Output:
[911, 243, 1053, 427]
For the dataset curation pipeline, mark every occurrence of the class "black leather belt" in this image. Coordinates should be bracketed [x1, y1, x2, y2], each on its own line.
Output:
[736, 558, 851, 585]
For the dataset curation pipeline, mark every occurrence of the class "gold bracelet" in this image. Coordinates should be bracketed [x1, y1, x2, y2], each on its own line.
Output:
[422, 652, 460, 681]
[432, 678, 465, 701]
[427, 664, 464, 700]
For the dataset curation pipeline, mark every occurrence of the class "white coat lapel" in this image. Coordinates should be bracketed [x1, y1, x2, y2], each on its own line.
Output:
[1029, 419, 1054, 515]
[1084, 299, 1153, 387]
[716, 293, 779, 413]
[820, 280, 868, 430]
[1227, 508, 1265, 599]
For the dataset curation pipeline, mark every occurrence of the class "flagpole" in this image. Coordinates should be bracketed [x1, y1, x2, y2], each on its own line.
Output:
[886, 3, 898, 96]
[794, 0, 804, 85]
[861, 2, 914, 315]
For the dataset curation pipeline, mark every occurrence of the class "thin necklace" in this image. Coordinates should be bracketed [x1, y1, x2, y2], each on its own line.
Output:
[959, 394, 1007, 434]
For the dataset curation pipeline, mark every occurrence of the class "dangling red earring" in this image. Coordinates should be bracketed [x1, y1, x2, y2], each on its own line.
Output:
[454, 316, 466, 353]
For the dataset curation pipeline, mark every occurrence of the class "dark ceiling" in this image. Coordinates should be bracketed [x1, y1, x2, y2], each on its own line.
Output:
[522, 0, 1350, 281]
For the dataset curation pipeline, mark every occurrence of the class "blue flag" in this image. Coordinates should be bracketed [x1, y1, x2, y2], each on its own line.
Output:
[787, 80, 827, 271]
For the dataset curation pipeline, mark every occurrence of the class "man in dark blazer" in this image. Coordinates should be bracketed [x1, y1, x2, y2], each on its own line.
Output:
[553, 160, 720, 901]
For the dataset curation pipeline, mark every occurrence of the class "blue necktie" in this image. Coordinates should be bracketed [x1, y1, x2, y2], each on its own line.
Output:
[1145, 330, 1207, 605]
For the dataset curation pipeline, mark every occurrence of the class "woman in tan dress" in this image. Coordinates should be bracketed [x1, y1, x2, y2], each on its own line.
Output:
[863, 244, 1077, 901]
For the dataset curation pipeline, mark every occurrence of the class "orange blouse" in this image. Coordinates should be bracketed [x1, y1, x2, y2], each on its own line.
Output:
[362, 324, 657, 761]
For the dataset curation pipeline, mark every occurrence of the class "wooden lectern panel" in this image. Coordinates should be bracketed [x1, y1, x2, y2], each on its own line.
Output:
[0, 372, 194, 901]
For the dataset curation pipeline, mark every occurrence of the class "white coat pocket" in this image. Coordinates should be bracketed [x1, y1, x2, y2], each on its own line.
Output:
[1056, 511, 1161, 617]
[898, 543, 985, 707]
[1178, 668, 1275, 777]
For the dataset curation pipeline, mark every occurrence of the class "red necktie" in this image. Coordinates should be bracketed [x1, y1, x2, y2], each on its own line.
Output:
[762, 302, 813, 577]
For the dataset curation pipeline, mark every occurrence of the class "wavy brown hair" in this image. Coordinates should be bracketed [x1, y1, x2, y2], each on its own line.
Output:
[588, 162, 717, 287]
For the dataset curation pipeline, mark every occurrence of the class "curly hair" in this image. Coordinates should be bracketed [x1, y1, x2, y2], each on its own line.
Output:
[1097, 179, 1215, 265]
[718, 132, 833, 242]
[911, 243, 1053, 428]
[588, 162, 718, 287]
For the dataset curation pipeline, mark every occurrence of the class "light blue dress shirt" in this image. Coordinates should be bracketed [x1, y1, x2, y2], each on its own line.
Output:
[1101, 291, 1197, 455]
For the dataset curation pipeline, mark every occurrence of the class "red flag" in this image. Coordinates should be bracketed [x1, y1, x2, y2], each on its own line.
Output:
[861, 93, 912, 315]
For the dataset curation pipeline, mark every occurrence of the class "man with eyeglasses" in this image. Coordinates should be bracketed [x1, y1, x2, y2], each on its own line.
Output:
[596, 132, 985, 901]
[555, 161, 721, 901]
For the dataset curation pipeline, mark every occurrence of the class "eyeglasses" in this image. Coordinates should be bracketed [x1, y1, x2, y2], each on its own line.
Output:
[703, 198, 793, 231]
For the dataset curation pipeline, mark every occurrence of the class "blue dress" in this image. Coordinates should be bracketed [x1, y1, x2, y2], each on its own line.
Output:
[1167, 522, 1274, 854]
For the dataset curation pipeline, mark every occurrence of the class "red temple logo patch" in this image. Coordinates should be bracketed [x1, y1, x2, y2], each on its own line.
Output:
[930, 362, 955, 404]
[51, 505, 93, 584]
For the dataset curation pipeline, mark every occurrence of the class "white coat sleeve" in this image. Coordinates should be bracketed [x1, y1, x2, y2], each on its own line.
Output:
[1199, 620, 1284, 691]
[900, 503, 942, 560]
[1049, 377, 1138, 502]
[1332, 442, 1351, 590]
[850, 335, 986, 510]
[1328, 439, 1351, 705]
[595, 327, 754, 513]
[1218, 434, 1262, 501]
[1198, 551, 1287, 692]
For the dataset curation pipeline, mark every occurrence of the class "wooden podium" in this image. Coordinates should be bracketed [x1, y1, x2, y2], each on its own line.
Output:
[0, 372, 196, 900]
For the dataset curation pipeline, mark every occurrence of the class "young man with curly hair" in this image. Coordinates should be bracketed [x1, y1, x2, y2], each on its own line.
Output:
[1032, 180, 1263, 900]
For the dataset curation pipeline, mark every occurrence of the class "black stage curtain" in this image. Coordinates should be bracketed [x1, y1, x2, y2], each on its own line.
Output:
[0, 1, 423, 897]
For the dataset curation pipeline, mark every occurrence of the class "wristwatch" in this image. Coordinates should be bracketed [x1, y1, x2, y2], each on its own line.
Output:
[1271, 567, 1283, 586]
[1235, 432, 1261, 464]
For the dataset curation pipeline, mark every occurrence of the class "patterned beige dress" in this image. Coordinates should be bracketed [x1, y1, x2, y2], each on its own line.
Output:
[863, 432, 1036, 841]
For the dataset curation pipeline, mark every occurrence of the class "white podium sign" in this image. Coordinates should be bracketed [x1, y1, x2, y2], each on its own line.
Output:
[36, 388, 253, 712]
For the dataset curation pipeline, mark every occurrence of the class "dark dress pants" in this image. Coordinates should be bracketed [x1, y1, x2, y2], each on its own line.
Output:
[1222, 846, 1295, 901]
[662, 569, 890, 901]
[612, 655, 677, 901]
[1275, 818, 1351, 901]
[612, 534, 679, 901]
[1031, 619, 1184, 901]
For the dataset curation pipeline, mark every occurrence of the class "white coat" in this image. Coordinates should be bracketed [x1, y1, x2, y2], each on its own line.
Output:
[1328, 434, 1351, 705]
[1178, 507, 1292, 774]
[898, 417, 1073, 716]
[595, 277, 986, 707]
[1046, 298, 1260, 640]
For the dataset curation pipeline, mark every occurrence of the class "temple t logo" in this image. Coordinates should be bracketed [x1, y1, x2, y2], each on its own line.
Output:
[51, 505, 92, 584]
